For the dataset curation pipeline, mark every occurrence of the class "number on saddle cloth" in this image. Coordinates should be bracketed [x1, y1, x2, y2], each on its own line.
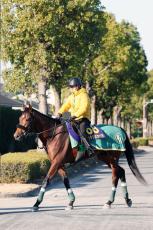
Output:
[85, 125, 106, 140]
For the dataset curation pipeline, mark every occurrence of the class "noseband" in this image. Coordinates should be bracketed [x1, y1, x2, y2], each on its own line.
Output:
[16, 116, 33, 138]
[16, 124, 29, 131]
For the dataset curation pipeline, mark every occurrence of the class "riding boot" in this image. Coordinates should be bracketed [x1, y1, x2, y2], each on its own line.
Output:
[87, 146, 95, 157]
[75, 144, 85, 163]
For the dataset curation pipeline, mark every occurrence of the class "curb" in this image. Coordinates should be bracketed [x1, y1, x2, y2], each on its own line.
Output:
[0, 186, 41, 198]
[0, 157, 101, 198]
[0, 147, 147, 198]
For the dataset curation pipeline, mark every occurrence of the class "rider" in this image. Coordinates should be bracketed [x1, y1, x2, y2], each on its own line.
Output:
[58, 77, 94, 162]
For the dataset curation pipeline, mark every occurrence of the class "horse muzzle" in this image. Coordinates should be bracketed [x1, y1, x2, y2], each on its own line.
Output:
[14, 133, 22, 141]
[14, 130, 26, 141]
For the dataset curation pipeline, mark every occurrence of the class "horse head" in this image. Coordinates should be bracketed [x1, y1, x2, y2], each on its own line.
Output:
[14, 104, 33, 141]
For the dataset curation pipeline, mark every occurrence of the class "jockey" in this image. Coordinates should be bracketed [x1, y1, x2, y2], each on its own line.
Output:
[58, 77, 93, 162]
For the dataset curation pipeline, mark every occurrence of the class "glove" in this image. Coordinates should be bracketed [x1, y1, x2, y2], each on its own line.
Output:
[70, 116, 77, 121]
[57, 113, 62, 119]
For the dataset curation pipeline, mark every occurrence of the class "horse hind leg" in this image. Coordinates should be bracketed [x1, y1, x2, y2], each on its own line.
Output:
[58, 167, 75, 210]
[104, 164, 119, 209]
[118, 166, 132, 207]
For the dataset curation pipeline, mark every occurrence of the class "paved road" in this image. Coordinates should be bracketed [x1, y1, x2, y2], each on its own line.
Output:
[0, 146, 153, 230]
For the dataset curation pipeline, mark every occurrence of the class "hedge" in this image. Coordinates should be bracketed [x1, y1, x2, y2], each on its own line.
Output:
[131, 137, 153, 148]
[0, 150, 50, 183]
[1, 137, 153, 184]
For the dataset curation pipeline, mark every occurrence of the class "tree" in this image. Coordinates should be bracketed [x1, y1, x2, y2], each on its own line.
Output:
[145, 70, 153, 121]
[1, 0, 106, 113]
[88, 13, 148, 124]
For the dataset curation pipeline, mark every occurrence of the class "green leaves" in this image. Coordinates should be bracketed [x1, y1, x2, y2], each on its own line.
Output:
[1, 1, 148, 122]
[1, 0, 105, 93]
[89, 13, 148, 115]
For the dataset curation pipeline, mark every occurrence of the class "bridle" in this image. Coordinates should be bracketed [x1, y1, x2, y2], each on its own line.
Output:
[16, 113, 66, 140]
[16, 115, 34, 138]
[16, 124, 31, 133]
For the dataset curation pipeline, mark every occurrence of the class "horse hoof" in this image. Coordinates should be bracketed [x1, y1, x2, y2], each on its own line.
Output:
[65, 205, 74, 211]
[126, 199, 132, 207]
[103, 203, 111, 209]
[32, 206, 39, 212]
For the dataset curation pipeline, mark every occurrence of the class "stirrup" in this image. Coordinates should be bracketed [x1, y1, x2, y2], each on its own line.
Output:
[75, 151, 85, 162]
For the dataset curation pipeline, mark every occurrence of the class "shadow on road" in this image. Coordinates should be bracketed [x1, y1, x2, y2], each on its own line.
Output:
[0, 206, 66, 215]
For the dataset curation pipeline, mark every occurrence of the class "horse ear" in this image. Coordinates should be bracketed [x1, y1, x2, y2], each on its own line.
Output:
[28, 104, 32, 112]
[23, 101, 32, 111]
[21, 105, 25, 111]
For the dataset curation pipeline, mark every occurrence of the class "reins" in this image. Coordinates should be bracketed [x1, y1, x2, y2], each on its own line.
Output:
[17, 117, 66, 139]
[35, 123, 62, 136]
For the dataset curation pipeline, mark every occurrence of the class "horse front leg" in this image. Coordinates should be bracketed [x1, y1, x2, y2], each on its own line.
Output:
[118, 166, 132, 207]
[58, 167, 75, 210]
[32, 161, 59, 212]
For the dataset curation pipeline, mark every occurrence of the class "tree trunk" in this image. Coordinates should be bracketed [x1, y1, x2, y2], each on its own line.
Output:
[143, 99, 148, 138]
[108, 116, 113, 125]
[50, 85, 61, 116]
[37, 78, 47, 149]
[85, 81, 96, 124]
[38, 78, 48, 114]
[91, 95, 97, 125]
[126, 121, 131, 139]
[113, 106, 122, 126]
[118, 118, 121, 127]
[97, 110, 103, 124]
[147, 121, 151, 137]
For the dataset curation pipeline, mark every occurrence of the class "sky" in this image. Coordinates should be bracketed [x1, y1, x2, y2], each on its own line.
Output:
[101, 0, 153, 71]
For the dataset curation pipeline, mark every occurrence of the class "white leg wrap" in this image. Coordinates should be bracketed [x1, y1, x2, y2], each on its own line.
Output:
[121, 182, 127, 187]
[68, 188, 73, 194]
[112, 187, 116, 191]
[40, 187, 45, 192]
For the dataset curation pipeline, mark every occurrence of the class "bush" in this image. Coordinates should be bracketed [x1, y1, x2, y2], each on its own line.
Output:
[131, 137, 149, 147]
[130, 139, 139, 148]
[0, 150, 50, 183]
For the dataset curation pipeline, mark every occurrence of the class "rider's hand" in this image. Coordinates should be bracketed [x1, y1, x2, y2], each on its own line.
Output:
[57, 113, 62, 119]
[70, 116, 77, 121]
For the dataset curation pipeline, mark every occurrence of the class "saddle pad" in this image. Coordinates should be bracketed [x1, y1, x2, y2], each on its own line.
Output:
[89, 124, 126, 151]
[66, 122, 126, 151]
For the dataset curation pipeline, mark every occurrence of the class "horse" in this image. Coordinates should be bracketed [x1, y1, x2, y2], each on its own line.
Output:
[14, 104, 147, 211]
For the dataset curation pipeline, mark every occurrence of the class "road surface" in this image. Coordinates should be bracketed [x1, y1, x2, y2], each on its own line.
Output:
[0, 146, 153, 230]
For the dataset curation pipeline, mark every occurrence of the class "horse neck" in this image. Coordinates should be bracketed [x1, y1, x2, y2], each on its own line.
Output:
[32, 110, 59, 147]
[32, 110, 57, 133]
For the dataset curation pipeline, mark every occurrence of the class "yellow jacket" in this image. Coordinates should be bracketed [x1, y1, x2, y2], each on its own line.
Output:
[58, 88, 91, 120]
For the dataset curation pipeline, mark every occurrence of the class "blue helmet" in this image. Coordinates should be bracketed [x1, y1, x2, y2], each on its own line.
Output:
[68, 78, 82, 87]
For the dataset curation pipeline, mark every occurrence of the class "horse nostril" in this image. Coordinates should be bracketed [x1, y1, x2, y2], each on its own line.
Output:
[14, 133, 19, 140]
[14, 135, 20, 141]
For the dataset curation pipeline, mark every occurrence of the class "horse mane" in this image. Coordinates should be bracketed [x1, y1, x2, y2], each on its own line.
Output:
[31, 108, 61, 125]
[32, 108, 53, 120]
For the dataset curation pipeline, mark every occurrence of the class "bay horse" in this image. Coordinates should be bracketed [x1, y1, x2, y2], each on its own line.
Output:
[14, 104, 146, 211]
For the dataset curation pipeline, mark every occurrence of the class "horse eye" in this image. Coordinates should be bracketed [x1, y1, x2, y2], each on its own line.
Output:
[26, 118, 30, 121]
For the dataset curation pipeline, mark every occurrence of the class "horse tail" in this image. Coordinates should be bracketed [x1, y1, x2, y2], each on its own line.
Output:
[123, 130, 147, 185]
